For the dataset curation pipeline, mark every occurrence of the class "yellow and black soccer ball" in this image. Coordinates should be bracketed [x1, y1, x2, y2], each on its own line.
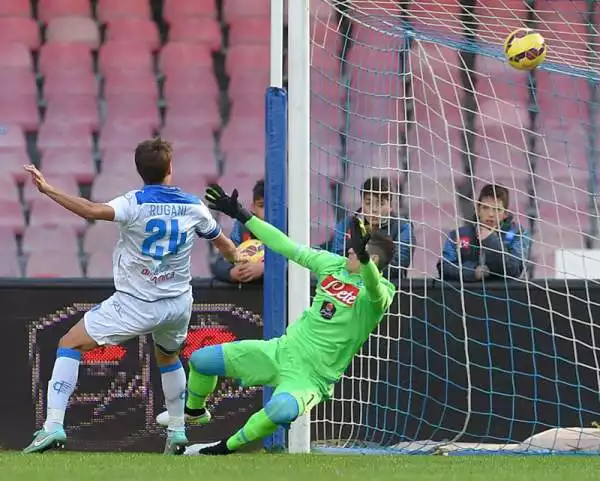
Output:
[504, 28, 547, 70]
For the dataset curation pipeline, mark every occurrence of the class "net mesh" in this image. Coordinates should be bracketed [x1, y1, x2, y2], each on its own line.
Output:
[307, 0, 600, 453]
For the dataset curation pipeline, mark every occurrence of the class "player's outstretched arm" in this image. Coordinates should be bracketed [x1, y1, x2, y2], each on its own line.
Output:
[23, 165, 115, 221]
[211, 233, 237, 263]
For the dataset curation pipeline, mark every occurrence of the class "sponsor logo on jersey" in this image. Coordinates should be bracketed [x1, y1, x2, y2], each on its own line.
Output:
[141, 267, 176, 284]
[319, 301, 337, 320]
[320, 275, 359, 306]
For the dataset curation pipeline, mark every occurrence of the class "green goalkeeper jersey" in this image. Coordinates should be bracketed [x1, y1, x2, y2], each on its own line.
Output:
[245, 217, 396, 385]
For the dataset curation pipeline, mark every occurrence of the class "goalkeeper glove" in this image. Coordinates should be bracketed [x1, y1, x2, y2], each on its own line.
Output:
[348, 215, 371, 264]
[205, 184, 253, 223]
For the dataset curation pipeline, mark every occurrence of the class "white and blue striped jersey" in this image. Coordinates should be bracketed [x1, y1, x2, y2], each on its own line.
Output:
[106, 184, 222, 301]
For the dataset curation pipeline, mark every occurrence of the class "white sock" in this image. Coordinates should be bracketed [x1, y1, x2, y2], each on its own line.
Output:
[44, 348, 80, 432]
[160, 360, 186, 431]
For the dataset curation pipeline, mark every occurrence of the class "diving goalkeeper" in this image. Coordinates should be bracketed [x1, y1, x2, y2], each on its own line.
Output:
[159, 184, 396, 455]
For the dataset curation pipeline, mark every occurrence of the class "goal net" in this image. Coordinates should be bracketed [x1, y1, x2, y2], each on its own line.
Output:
[305, 0, 600, 454]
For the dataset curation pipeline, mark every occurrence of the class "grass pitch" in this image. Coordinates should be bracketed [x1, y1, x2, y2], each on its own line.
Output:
[1, 452, 600, 481]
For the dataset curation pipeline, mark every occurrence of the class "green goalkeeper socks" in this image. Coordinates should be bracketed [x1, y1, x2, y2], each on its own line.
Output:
[226, 409, 278, 451]
[186, 366, 217, 410]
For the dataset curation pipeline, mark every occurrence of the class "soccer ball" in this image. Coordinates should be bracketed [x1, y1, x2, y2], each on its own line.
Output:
[237, 239, 264, 263]
[504, 28, 547, 70]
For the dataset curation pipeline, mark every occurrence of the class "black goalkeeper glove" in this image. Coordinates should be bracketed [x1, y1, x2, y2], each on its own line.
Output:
[348, 215, 371, 264]
[205, 184, 253, 223]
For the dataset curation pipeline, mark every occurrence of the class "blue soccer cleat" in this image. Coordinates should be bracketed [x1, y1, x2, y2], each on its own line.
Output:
[164, 430, 188, 455]
[22, 428, 67, 454]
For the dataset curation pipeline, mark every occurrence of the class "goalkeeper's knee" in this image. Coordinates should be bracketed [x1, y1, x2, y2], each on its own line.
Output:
[265, 393, 300, 426]
[189, 345, 226, 376]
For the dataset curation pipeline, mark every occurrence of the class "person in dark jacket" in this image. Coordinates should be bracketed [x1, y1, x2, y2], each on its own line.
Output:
[328, 177, 415, 280]
[438, 184, 531, 282]
[211, 180, 265, 283]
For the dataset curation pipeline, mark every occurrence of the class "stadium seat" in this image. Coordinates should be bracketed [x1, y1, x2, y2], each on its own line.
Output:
[99, 42, 153, 75]
[99, 124, 154, 153]
[41, 149, 96, 184]
[91, 172, 142, 202]
[221, 153, 264, 176]
[163, 69, 219, 99]
[103, 70, 158, 102]
[104, 96, 160, 130]
[311, 146, 343, 180]
[84, 222, 120, 254]
[26, 251, 83, 278]
[0, 199, 25, 233]
[168, 18, 221, 49]
[190, 240, 211, 278]
[22, 225, 79, 254]
[226, 45, 270, 73]
[45, 17, 100, 48]
[0, 124, 26, 150]
[38, 0, 91, 23]
[159, 42, 213, 75]
[0, 227, 18, 254]
[0, 69, 37, 100]
[29, 197, 88, 233]
[310, 203, 336, 246]
[24, 174, 80, 206]
[164, 0, 216, 22]
[97, 0, 151, 22]
[86, 250, 114, 277]
[44, 70, 97, 100]
[228, 73, 269, 96]
[100, 149, 139, 177]
[39, 43, 93, 75]
[229, 18, 270, 46]
[220, 120, 263, 154]
[161, 123, 214, 147]
[0, 95, 39, 131]
[38, 122, 93, 152]
[169, 147, 218, 180]
[0, 255, 21, 277]
[0, 43, 31, 69]
[223, 0, 269, 19]
[106, 19, 160, 51]
[0, 17, 41, 50]
[0, 0, 31, 17]
[0, 177, 20, 202]
[165, 96, 220, 129]
[176, 172, 213, 198]
[44, 96, 99, 130]
[0, 150, 29, 183]
[216, 175, 264, 206]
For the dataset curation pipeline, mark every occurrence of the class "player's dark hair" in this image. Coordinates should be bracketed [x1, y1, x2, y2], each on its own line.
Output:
[478, 183, 510, 209]
[135, 137, 173, 185]
[362, 177, 392, 201]
[253, 179, 265, 202]
[367, 230, 395, 271]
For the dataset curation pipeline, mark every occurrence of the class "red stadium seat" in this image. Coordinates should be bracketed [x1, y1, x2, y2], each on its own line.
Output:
[99, 42, 153, 75]
[99, 123, 154, 153]
[104, 96, 160, 130]
[163, 68, 219, 99]
[106, 18, 160, 51]
[168, 18, 221, 49]
[165, 96, 220, 129]
[0, 124, 26, 150]
[0, 95, 39, 131]
[38, 122, 93, 152]
[0, 199, 25, 233]
[0, 69, 37, 99]
[101, 149, 139, 177]
[161, 123, 214, 147]
[103, 70, 158, 102]
[29, 197, 88, 233]
[216, 175, 264, 206]
[44, 96, 99, 130]
[44, 70, 97, 100]
[228, 73, 269, 96]
[164, 0, 216, 22]
[221, 153, 264, 176]
[175, 172, 212, 198]
[159, 42, 213, 75]
[0, 150, 29, 183]
[0, 17, 41, 50]
[39, 43, 93, 75]
[226, 45, 269, 73]
[86, 250, 113, 277]
[46, 17, 100, 48]
[0, 0, 31, 17]
[0, 255, 21, 277]
[23, 225, 79, 254]
[26, 251, 83, 278]
[0, 43, 31, 69]
[190, 240, 210, 278]
[220, 120, 263, 154]
[0, 227, 18, 254]
[41, 149, 96, 184]
[0, 177, 20, 202]
[171, 153, 218, 181]
[97, 0, 151, 22]
[84, 222, 120, 254]
[229, 18, 270, 46]
[38, 0, 91, 23]
[223, 0, 269, 19]
[24, 174, 80, 206]
[91, 172, 142, 202]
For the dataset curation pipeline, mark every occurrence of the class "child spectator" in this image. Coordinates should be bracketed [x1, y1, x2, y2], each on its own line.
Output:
[437, 184, 531, 282]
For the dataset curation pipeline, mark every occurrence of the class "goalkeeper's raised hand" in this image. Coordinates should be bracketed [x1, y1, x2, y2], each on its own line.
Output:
[348, 215, 371, 264]
[205, 184, 253, 223]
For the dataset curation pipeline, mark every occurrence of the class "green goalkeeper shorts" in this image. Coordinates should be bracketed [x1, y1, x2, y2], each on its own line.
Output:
[222, 338, 329, 415]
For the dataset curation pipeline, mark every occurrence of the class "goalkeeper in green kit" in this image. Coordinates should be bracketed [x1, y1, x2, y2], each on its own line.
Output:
[156, 184, 396, 455]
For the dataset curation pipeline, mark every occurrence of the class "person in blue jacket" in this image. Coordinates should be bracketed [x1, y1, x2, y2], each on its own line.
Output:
[327, 177, 415, 280]
[438, 184, 531, 282]
[211, 180, 265, 283]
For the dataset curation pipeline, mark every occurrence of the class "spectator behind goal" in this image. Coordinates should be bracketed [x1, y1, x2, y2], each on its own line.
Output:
[326, 177, 415, 280]
[211, 179, 265, 283]
[437, 184, 531, 282]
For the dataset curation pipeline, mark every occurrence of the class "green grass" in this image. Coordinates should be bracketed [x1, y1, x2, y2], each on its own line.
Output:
[1, 452, 600, 481]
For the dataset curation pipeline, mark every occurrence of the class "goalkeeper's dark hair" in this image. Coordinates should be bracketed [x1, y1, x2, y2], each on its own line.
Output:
[135, 137, 173, 185]
[367, 230, 396, 271]
[253, 179, 265, 202]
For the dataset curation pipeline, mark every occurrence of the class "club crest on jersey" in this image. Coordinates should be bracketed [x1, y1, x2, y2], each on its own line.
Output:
[320, 275, 359, 306]
[319, 301, 336, 320]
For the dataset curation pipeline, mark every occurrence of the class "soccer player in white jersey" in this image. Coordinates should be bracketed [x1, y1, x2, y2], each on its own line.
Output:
[22, 138, 237, 455]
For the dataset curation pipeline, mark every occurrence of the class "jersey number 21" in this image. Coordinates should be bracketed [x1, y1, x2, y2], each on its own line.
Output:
[142, 219, 187, 260]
